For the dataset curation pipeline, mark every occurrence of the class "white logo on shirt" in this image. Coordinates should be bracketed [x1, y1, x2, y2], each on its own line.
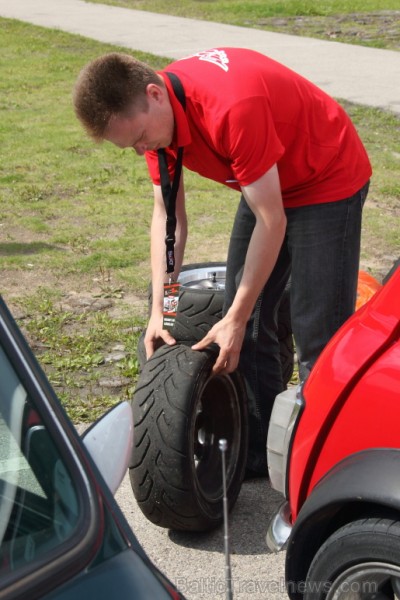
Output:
[183, 49, 229, 72]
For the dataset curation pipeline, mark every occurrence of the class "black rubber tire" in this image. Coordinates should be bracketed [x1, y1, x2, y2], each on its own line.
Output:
[154, 262, 226, 343]
[304, 518, 400, 600]
[137, 263, 225, 370]
[140, 262, 294, 384]
[129, 343, 248, 532]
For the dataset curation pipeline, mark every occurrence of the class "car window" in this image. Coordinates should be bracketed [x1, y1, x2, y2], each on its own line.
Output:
[0, 345, 80, 575]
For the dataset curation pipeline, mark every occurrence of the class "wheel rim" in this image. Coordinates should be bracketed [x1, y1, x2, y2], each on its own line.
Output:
[191, 373, 242, 502]
[178, 265, 226, 290]
[326, 562, 400, 600]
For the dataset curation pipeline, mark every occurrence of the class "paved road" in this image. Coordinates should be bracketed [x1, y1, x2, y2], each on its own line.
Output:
[75, 421, 287, 599]
[0, 0, 399, 115]
[115, 472, 288, 600]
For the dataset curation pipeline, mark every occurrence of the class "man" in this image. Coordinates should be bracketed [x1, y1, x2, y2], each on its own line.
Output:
[73, 48, 371, 476]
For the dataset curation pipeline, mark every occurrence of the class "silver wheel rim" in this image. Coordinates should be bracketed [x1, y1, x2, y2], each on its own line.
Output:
[178, 265, 226, 290]
[325, 562, 400, 600]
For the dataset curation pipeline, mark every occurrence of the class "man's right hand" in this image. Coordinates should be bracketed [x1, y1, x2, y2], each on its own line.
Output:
[144, 313, 177, 359]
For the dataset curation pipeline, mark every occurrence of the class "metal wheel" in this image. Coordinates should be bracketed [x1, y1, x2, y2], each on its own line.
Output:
[305, 518, 400, 600]
[191, 373, 242, 503]
[325, 562, 400, 599]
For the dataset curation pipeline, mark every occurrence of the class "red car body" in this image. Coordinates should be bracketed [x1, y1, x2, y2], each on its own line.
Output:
[267, 261, 400, 599]
[291, 265, 400, 519]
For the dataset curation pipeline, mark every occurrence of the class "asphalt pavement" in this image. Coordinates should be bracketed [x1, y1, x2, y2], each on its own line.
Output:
[115, 475, 288, 600]
[2, 2, 399, 598]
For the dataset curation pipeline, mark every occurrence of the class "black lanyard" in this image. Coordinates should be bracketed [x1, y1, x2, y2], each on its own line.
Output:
[157, 72, 186, 278]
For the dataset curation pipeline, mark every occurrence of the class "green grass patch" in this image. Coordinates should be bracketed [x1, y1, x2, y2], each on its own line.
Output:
[0, 18, 399, 421]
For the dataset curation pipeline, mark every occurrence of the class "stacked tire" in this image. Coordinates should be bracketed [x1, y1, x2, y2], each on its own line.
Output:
[129, 263, 294, 531]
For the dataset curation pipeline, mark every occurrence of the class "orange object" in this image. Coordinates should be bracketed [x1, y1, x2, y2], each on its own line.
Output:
[356, 270, 382, 310]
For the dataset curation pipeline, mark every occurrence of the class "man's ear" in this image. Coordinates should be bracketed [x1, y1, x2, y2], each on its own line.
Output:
[146, 83, 164, 103]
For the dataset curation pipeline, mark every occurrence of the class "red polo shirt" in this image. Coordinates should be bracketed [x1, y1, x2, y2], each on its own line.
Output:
[145, 48, 371, 207]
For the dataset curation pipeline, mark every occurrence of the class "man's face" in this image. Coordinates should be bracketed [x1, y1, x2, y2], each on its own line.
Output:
[104, 83, 174, 155]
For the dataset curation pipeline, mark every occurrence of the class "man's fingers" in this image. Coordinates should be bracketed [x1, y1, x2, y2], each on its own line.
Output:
[144, 340, 155, 360]
[162, 330, 177, 346]
[211, 346, 240, 374]
[212, 353, 239, 375]
[145, 330, 176, 360]
[212, 354, 227, 374]
[193, 336, 240, 374]
[191, 335, 211, 351]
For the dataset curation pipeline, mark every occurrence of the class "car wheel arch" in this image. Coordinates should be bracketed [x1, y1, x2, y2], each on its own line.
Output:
[285, 448, 400, 599]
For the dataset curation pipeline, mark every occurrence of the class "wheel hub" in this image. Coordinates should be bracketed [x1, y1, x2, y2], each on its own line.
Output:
[192, 374, 242, 502]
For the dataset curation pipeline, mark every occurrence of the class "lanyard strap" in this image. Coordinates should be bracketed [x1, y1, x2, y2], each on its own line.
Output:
[157, 72, 186, 277]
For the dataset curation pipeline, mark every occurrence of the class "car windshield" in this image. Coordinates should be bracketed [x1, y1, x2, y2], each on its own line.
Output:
[0, 345, 80, 575]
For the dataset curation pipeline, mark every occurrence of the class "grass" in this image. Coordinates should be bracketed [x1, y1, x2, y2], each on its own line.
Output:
[86, 0, 400, 50]
[0, 17, 399, 421]
[0, 18, 238, 421]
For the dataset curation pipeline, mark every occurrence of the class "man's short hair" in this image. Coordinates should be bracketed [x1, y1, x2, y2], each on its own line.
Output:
[73, 52, 161, 141]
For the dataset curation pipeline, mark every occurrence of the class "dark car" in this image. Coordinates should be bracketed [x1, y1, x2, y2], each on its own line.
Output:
[0, 295, 184, 600]
[267, 260, 400, 599]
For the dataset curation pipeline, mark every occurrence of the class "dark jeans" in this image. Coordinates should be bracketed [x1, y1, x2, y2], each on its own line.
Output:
[224, 183, 369, 473]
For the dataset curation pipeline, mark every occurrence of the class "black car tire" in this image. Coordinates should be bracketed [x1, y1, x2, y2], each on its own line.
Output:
[148, 262, 226, 343]
[139, 262, 294, 385]
[304, 518, 400, 600]
[129, 343, 248, 532]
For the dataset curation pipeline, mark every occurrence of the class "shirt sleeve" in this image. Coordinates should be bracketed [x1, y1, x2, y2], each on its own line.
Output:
[145, 150, 160, 185]
[217, 96, 285, 187]
[145, 148, 180, 186]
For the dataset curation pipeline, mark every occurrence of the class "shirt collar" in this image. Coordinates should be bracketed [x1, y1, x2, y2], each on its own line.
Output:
[160, 72, 191, 149]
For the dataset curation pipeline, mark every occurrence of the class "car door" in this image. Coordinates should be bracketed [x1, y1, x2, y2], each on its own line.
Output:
[0, 296, 183, 600]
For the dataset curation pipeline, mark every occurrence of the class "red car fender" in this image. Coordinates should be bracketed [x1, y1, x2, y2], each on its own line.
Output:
[285, 448, 400, 600]
[288, 268, 400, 519]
